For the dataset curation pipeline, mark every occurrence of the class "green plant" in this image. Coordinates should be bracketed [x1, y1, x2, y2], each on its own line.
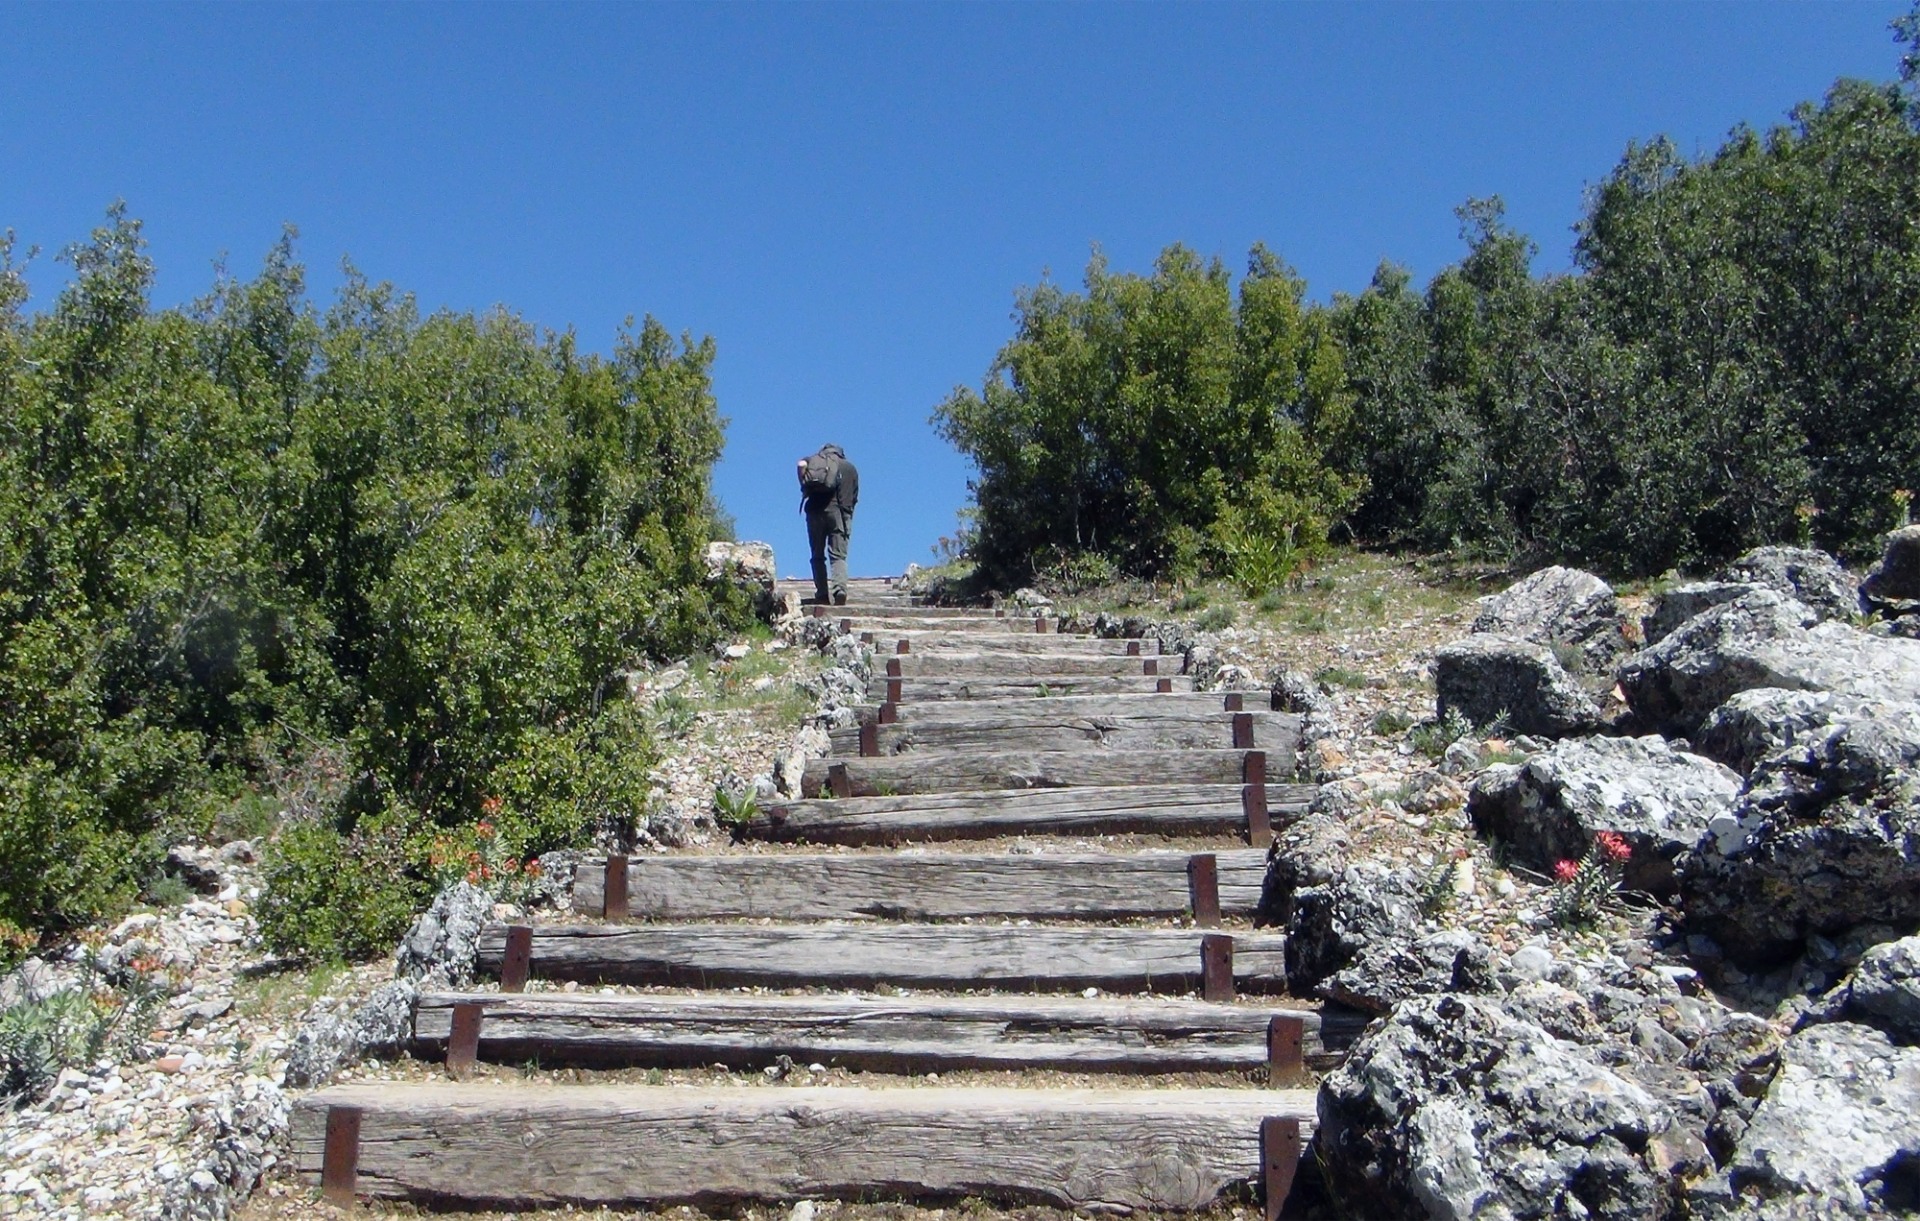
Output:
[1550, 831, 1633, 927]
[1419, 852, 1469, 917]
[1226, 526, 1303, 598]
[1034, 548, 1121, 597]
[141, 874, 194, 909]
[213, 789, 283, 843]
[712, 786, 760, 828]
[1255, 590, 1286, 614]
[1372, 708, 1416, 736]
[255, 811, 427, 962]
[652, 692, 698, 739]
[1195, 606, 1236, 632]
[0, 953, 165, 1104]
[1291, 606, 1330, 634]
[1314, 666, 1368, 690]
[1548, 640, 1588, 676]
[1409, 707, 1476, 760]
[1172, 590, 1210, 613]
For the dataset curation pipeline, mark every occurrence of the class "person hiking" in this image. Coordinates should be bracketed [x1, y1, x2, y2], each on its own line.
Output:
[797, 443, 859, 605]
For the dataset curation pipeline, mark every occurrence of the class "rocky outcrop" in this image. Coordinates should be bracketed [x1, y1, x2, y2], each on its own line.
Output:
[1315, 954, 1794, 1221]
[1470, 736, 1740, 896]
[282, 979, 419, 1089]
[1317, 993, 1682, 1220]
[1285, 865, 1497, 1013]
[1803, 936, 1920, 1045]
[702, 540, 778, 619]
[393, 881, 493, 987]
[1434, 635, 1604, 738]
[1862, 524, 1920, 613]
[1680, 706, 1920, 970]
[1641, 581, 1752, 647]
[1618, 589, 1920, 737]
[1255, 812, 1354, 927]
[1693, 688, 1857, 775]
[1717, 545, 1861, 624]
[1685, 1022, 1920, 1220]
[1471, 565, 1629, 671]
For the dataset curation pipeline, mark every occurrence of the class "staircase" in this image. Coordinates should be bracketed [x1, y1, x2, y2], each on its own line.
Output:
[288, 580, 1348, 1215]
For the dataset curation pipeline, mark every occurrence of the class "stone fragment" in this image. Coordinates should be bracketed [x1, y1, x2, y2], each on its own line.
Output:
[1862, 524, 1920, 609]
[1619, 588, 1920, 737]
[1686, 1022, 1920, 1220]
[1434, 635, 1604, 739]
[1471, 564, 1628, 670]
[1717, 546, 1861, 623]
[1316, 993, 1679, 1221]
[1469, 735, 1740, 895]
[1680, 706, 1920, 970]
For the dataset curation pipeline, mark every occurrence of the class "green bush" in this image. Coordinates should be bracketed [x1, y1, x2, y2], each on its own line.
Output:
[0, 210, 749, 958]
[0, 957, 164, 1104]
[933, 243, 1361, 587]
[1195, 606, 1236, 632]
[255, 812, 426, 962]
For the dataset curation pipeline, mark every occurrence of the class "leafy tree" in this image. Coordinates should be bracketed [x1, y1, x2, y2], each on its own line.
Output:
[0, 209, 748, 959]
[934, 244, 1359, 587]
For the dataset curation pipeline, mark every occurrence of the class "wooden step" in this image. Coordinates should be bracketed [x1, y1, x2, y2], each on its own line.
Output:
[883, 653, 1164, 677]
[412, 990, 1359, 1073]
[812, 604, 1012, 621]
[751, 782, 1309, 847]
[861, 631, 1160, 656]
[474, 923, 1288, 993]
[573, 847, 1269, 921]
[831, 710, 1301, 763]
[872, 675, 1198, 701]
[872, 690, 1262, 721]
[292, 1082, 1315, 1212]
[800, 747, 1258, 798]
[836, 614, 1052, 633]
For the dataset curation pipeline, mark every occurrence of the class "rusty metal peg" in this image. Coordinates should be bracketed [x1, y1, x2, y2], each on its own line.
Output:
[896, 639, 910, 655]
[1266, 1014, 1306, 1087]
[1187, 854, 1221, 928]
[602, 853, 629, 921]
[320, 1105, 362, 1204]
[1244, 783, 1272, 848]
[447, 1002, 485, 1078]
[858, 720, 880, 758]
[1232, 711, 1254, 749]
[500, 925, 533, 992]
[1155, 677, 1173, 694]
[827, 762, 853, 799]
[1201, 933, 1234, 1002]
[1143, 658, 1158, 676]
[1125, 640, 1141, 656]
[877, 702, 899, 725]
[1222, 692, 1245, 712]
[885, 677, 904, 704]
[1261, 1115, 1302, 1221]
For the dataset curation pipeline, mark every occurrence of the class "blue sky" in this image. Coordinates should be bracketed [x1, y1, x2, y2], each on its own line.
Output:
[0, 2, 1906, 576]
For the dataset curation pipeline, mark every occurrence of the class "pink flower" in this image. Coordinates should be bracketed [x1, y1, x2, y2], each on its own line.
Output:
[1553, 859, 1580, 883]
[1594, 831, 1632, 863]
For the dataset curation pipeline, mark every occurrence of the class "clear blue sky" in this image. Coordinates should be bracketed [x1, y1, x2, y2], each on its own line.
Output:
[1, 2, 1906, 577]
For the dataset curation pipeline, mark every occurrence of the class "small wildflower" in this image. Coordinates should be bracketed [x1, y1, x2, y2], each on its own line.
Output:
[1553, 859, 1580, 883]
[1594, 830, 1632, 863]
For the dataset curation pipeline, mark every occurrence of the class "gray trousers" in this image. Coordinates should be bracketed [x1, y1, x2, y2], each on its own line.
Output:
[808, 509, 851, 603]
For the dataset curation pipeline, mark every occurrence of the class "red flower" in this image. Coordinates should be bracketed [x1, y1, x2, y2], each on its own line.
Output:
[524, 860, 542, 877]
[1553, 859, 1580, 883]
[1594, 831, 1632, 863]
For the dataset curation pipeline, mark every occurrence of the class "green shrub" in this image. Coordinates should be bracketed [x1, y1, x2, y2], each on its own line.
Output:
[1315, 666, 1369, 690]
[1372, 708, 1416, 736]
[0, 957, 164, 1104]
[0, 211, 749, 956]
[1195, 606, 1236, 632]
[255, 812, 426, 963]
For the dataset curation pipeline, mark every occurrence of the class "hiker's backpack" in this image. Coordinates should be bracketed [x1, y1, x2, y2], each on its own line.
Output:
[800, 450, 839, 498]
